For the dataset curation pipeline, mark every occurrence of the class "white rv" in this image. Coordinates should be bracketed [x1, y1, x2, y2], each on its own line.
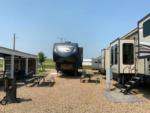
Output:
[92, 57, 101, 70]
[137, 13, 150, 82]
[110, 29, 138, 84]
[100, 48, 110, 75]
[109, 13, 150, 84]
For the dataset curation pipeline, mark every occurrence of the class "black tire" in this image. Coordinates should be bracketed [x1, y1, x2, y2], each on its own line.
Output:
[1, 98, 7, 105]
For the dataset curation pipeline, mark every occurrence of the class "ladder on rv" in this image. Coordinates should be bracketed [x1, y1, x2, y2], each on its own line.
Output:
[120, 37, 143, 94]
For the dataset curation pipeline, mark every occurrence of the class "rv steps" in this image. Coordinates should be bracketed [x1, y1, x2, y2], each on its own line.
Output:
[120, 76, 142, 94]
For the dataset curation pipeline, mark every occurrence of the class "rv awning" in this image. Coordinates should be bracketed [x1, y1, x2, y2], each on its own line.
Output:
[139, 42, 150, 58]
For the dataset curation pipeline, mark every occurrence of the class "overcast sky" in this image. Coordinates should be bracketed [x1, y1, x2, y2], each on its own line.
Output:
[0, 0, 149, 58]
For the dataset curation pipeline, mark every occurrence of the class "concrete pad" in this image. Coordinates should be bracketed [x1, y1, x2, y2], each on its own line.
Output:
[104, 89, 143, 103]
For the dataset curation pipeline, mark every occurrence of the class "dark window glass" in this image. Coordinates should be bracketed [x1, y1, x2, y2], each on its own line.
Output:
[143, 19, 150, 37]
[115, 45, 118, 64]
[123, 43, 134, 64]
[111, 47, 113, 65]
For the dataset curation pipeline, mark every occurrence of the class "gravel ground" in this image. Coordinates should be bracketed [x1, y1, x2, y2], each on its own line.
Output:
[0, 70, 150, 113]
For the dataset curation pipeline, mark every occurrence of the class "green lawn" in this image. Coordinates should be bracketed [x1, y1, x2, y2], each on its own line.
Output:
[41, 59, 91, 70]
[83, 65, 92, 70]
[38, 59, 55, 72]
[42, 59, 91, 70]
[0, 59, 3, 69]
[43, 59, 55, 69]
[0, 58, 91, 72]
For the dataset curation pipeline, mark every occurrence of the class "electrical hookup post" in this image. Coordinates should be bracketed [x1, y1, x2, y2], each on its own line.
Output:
[106, 68, 112, 91]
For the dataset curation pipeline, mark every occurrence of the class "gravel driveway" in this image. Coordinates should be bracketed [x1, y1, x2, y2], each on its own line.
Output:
[0, 70, 150, 113]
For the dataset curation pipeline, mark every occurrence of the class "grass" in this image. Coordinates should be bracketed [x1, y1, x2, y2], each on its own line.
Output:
[43, 59, 55, 69]
[38, 58, 92, 71]
[38, 59, 55, 73]
[83, 65, 92, 70]
[40, 58, 92, 70]
[0, 58, 91, 72]
[0, 59, 3, 70]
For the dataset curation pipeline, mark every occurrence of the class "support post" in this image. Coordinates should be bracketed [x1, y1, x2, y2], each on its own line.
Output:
[105, 48, 112, 91]
[18, 59, 21, 70]
[25, 58, 28, 75]
[10, 55, 14, 79]
[35, 58, 38, 74]
[106, 69, 112, 91]
[2, 58, 5, 72]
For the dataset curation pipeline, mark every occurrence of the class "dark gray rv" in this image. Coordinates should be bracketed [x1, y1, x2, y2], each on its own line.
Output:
[53, 41, 83, 75]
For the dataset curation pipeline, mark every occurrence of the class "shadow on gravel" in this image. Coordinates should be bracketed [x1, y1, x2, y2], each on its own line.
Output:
[81, 79, 100, 84]
[19, 98, 32, 103]
[112, 82, 150, 101]
[113, 83, 122, 89]
[88, 79, 100, 83]
[59, 72, 82, 79]
[135, 83, 150, 100]
[37, 81, 55, 87]
[0, 86, 4, 91]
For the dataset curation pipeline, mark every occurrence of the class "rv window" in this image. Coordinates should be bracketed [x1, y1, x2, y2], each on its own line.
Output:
[123, 43, 134, 65]
[111, 47, 113, 65]
[115, 45, 118, 64]
[143, 19, 150, 37]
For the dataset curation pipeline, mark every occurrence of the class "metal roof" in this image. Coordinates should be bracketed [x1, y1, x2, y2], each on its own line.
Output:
[0, 46, 37, 58]
[120, 28, 138, 40]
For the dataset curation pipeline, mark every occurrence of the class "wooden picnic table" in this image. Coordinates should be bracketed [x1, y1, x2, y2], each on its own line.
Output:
[25, 75, 46, 85]
[80, 73, 100, 83]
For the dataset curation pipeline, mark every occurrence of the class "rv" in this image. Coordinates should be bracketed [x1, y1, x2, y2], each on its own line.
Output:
[137, 13, 150, 82]
[109, 13, 150, 85]
[92, 57, 101, 70]
[100, 48, 110, 75]
[53, 41, 83, 75]
[110, 29, 138, 84]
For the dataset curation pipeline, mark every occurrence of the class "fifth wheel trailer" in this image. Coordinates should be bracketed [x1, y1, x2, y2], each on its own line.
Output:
[124, 14, 150, 83]
[137, 13, 150, 82]
[108, 13, 150, 85]
[53, 41, 83, 75]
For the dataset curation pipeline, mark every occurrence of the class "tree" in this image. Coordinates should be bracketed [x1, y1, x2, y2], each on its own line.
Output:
[38, 52, 46, 71]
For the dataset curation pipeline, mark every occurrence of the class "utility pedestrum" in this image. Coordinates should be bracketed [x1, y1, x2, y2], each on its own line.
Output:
[0, 76, 20, 105]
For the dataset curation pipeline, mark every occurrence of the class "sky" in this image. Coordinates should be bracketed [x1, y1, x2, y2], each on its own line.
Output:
[0, 0, 149, 59]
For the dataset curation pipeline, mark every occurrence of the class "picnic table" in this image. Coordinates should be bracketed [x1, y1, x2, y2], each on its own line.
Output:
[80, 70, 100, 83]
[25, 75, 46, 86]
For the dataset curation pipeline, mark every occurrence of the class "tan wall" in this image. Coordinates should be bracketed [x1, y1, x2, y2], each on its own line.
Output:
[119, 40, 135, 74]
[136, 59, 145, 74]
[138, 15, 150, 75]
[110, 39, 135, 74]
[100, 49, 105, 69]
[105, 48, 110, 69]
[110, 40, 119, 74]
